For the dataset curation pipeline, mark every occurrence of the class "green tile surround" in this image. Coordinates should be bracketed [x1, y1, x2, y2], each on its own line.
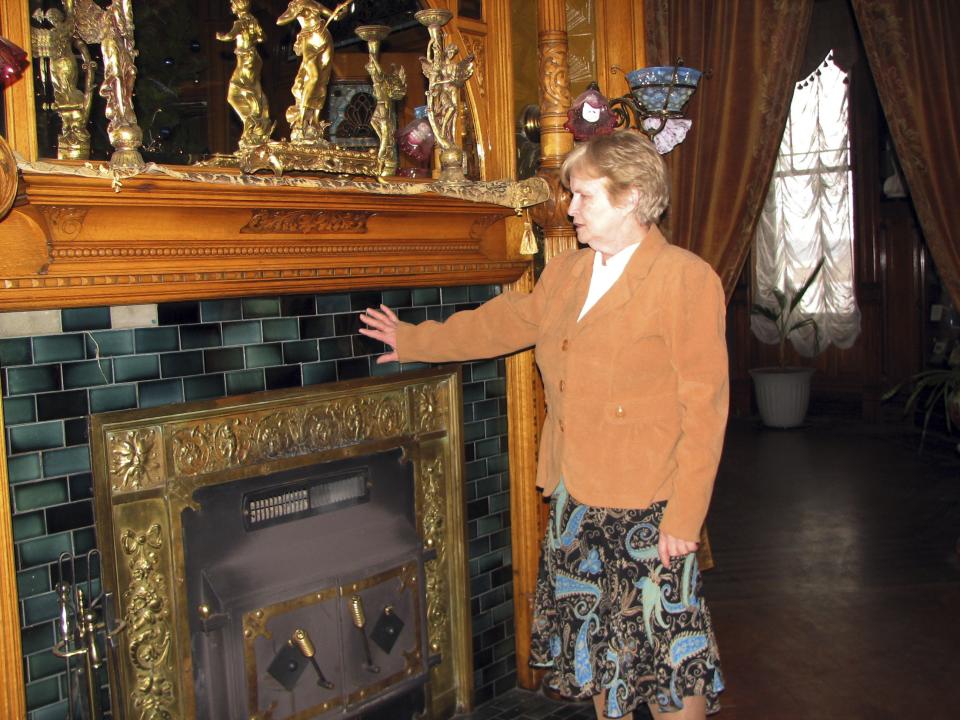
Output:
[3, 286, 516, 718]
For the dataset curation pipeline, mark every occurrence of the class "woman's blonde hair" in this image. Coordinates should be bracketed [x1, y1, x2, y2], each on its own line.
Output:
[560, 130, 669, 225]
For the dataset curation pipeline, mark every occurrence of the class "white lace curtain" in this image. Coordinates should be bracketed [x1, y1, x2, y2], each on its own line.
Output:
[751, 51, 861, 357]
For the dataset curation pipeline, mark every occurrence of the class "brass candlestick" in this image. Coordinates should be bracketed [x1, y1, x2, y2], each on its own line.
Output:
[415, 9, 474, 182]
[356, 24, 407, 177]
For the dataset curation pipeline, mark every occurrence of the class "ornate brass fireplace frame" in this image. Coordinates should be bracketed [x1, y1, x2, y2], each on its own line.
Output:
[88, 367, 471, 720]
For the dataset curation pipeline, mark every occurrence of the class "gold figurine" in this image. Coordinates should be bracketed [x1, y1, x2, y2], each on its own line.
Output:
[217, 0, 274, 150]
[277, 0, 350, 144]
[31, 4, 95, 159]
[73, 0, 144, 170]
[356, 24, 407, 177]
[415, 9, 474, 182]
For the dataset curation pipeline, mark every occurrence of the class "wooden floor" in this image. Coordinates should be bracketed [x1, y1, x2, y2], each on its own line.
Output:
[459, 416, 960, 720]
[704, 417, 960, 719]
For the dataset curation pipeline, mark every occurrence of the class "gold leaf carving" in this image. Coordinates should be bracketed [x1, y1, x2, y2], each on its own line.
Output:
[412, 383, 447, 434]
[42, 206, 89, 238]
[242, 209, 373, 234]
[420, 455, 448, 655]
[107, 428, 162, 493]
[120, 523, 174, 720]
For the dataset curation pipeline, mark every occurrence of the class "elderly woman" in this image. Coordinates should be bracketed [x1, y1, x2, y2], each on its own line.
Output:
[360, 130, 727, 719]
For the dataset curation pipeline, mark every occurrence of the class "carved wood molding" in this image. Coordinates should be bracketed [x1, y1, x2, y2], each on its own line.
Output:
[0, 169, 528, 311]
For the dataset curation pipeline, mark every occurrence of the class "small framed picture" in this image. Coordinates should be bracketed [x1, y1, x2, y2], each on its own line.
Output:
[325, 80, 377, 148]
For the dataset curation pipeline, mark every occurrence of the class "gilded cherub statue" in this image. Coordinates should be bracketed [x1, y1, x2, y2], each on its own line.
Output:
[356, 25, 407, 176]
[31, 4, 95, 159]
[277, 0, 350, 144]
[72, 0, 143, 170]
[217, 0, 274, 149]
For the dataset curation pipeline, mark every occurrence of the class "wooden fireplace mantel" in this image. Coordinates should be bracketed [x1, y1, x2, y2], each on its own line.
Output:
[0, 151, 534, 312]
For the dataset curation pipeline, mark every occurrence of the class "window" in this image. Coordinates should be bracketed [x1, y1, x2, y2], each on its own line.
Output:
[751, 51, 861, 356]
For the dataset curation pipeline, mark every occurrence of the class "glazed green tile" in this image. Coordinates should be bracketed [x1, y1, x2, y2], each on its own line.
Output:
[62, 359, 113, 388]
[24, 674, 60, 711]
[382, 289, 412, 307]
[113, 354, 160, 382]
[262, 317, 299, 342]
[74, 527, 96, 554]
[4, 395, 36, 425]
[134, 326, 180, 353]
[61, 307, 111, 332]
[0, 337, 32, 366]
[222, 320, 262, 346]
[18, 532, 72, 568]
[17, 568, 50, 598]
[412, 287, 441, 305]
[14, 479, 69, 512]
[184, 374, 225, 401]
[282, 339, 318, 364]
[32, 700, 69, 720]
[315, 293, 351, 314]
[242, 297, 280, 319]
[440, 286, 468, 304]
[370, 360, 401, 377]
[41, 446, 91, 478]
[12, 511, 46, 542]
[6, 365, 62, 395]
[8, 454, 42, 484]
[225, 369, 264, 395]
[138, 379, 184, 409]
[245, 343, 282, 369]
[33, 334, 86, 364]
[204, 347, 245, 372]
[89, 384, 137, 413]
[84, 329, 134, 357]
[21, 622, 54, 655]
[200, 299, 242, 322]
[8, 421, 65, 454]
[180, 323, 223, 349]
[28, 649, 64, 681]
[160, 350, 204, 378]
[469, 285, 500, 302]
[302, 361, 336, 386]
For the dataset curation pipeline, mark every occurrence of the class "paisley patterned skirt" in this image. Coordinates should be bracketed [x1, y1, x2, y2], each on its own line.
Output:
[530, 481, 724, 718]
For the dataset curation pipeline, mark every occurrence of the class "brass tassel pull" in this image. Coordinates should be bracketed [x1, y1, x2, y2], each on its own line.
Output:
[349, 595, 380, 673]
[291, 628, 334, 689]
[520, 210, 538, 256]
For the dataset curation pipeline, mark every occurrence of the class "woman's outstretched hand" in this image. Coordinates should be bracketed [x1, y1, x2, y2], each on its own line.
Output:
[358, 304, 400, 364]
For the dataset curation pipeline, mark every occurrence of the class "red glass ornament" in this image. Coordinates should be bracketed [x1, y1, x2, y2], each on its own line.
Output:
[0, 36, 29, 89]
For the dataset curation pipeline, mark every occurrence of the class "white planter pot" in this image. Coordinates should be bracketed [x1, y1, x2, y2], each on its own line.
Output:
[749, 367, 815, 428]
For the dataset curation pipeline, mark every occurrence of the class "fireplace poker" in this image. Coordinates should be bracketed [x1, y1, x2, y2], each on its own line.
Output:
[52, 550, 127, 720]
[349, 595, 380, 673]
[291, 629, 335, 689]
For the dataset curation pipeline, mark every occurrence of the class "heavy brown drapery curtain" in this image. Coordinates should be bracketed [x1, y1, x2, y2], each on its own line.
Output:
[851, 0, 960, 309]
[644, 0, 813, 300]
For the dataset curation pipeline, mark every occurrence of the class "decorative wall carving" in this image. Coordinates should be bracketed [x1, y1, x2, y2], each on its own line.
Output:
[241, 209, 373, 234]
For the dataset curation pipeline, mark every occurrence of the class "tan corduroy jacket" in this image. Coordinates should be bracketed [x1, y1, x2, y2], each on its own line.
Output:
[396, 227, 729, 541]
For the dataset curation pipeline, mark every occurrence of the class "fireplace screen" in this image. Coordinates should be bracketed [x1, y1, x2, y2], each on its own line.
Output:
[89, 368, 471, 720]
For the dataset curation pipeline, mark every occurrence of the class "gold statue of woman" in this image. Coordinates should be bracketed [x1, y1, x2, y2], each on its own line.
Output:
[217, 0, 273, 149]
[277, 0, 349, 144]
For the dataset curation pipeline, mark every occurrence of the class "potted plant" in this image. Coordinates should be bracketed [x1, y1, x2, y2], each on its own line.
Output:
[884, 364, 960, 451]
[749, 257, 825, 428]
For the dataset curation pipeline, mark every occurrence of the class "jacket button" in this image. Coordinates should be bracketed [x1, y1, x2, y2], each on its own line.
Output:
[559, 419, 565, 432]
[561, 339, 569, 351]
[559, 380, 565, 392]
[615, 404, 625, 418]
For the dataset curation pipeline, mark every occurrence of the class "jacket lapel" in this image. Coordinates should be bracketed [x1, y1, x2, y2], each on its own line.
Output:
[575, 226, 668, 330]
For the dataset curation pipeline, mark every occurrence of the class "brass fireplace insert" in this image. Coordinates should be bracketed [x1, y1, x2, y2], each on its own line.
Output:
[88, 367, 472, 720]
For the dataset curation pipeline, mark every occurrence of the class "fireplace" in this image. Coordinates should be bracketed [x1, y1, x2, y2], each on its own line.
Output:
[88, 367, 472, 720]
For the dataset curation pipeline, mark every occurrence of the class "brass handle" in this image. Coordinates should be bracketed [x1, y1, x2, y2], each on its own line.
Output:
[291, 628, 316, 658]
[349, 595, 366, 629]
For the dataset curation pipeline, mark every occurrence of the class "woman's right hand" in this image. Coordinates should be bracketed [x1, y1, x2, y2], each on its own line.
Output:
[358, 304, 400, 364]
